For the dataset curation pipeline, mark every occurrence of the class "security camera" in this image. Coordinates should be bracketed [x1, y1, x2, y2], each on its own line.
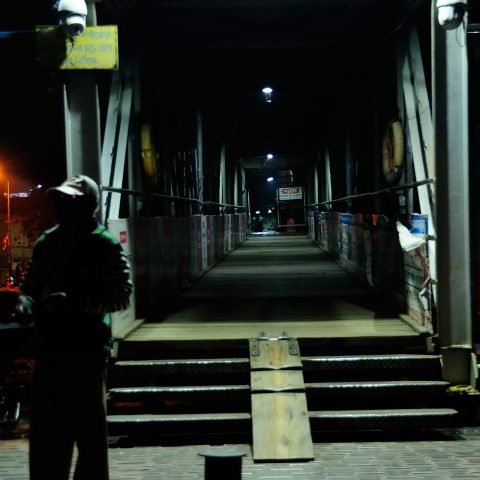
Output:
[55, 0, 88, 38]
[436, 0, 467, 30]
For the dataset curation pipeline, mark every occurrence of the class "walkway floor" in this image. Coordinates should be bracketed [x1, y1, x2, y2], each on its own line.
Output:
[3, 428, 480, 479]
[128, 234, 417, 341]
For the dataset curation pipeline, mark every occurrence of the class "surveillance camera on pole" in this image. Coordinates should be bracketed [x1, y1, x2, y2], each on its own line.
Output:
[55, 0, 88, 38]
[436, 0, 467, 30]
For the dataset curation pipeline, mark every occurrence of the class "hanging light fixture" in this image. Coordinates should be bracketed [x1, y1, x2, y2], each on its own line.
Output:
[262, 87, 273, 103]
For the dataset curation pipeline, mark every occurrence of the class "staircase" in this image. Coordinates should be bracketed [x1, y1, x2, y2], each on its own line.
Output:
[107, 339, 252, 446]
[107, 335, 459, 449]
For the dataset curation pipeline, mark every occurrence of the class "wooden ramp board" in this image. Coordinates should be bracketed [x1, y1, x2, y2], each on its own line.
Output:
[251, 392, 314, 462]
[251, 370, 305, 393]
[250, 337, 314, 462]
[249, 338, 302, 370]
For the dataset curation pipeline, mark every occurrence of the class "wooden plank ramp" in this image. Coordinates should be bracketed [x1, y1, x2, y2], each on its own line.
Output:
[249, 335, 314, 462]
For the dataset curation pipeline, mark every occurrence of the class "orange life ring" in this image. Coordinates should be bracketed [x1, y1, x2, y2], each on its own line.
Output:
[141, 124, 157, 185]
[382, 120, 404, 185]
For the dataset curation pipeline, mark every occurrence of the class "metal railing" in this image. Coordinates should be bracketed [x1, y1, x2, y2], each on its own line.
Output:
[101, 186, 247, 214]
[307, 178, 435, 209]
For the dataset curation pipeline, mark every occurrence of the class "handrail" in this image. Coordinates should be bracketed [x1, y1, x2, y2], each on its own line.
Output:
[307, 178, 435, 209]
[101, 186, 247, 212]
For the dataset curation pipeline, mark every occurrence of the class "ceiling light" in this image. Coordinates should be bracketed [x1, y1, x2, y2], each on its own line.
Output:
[262, 87, 273, 103]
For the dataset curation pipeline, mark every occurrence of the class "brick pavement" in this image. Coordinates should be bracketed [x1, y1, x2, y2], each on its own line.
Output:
[2, 429, 480, 479]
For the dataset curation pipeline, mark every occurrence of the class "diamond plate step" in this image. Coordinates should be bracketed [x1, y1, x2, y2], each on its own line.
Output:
[107, 412, 251, 437]
[309, 408, 458, 430]
[114, 358, 249, 374]
[302, 354, 442, 381]
[109, 385, 250, 409]
[109, 358, 250, 387]
[306, 380, 449, 398]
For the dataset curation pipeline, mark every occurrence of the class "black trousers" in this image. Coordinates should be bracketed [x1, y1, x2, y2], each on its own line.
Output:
[29, 360, 109, 480]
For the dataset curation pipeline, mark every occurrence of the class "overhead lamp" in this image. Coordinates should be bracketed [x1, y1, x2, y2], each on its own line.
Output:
[266, 153, 274, 160]
[262, 87, 273, 103]
[266, 177, 274, 183]
[436, 0, 467, 30]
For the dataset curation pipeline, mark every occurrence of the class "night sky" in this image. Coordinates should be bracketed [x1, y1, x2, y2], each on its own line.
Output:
[0, 2, 67, 193]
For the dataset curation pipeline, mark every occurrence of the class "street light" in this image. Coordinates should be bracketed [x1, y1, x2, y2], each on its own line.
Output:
[5, 179, 12, 282]
[0, 168, 12, 284]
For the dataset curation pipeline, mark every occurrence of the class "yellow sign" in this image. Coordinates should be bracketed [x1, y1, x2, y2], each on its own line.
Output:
[36, 25, 118, 70]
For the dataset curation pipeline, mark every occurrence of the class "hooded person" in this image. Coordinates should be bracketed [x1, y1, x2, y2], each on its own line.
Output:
[16, 174, 133, 480]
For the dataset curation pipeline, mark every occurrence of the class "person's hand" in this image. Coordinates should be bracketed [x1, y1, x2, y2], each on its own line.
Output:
[15, 295, 35, 316]
[43, 292, 69, 313]
[14, 295, 35, 324]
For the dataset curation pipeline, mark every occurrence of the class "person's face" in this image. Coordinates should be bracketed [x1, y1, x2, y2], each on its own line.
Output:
[52, 194, 95, 225]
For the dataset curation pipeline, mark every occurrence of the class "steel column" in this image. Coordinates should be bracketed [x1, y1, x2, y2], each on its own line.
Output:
[62, 1, 101, 182]
[240, 166, 247, 210]
[107, 72, 133, 221]
[100, 71, 121, 221]
[234, 161, 239, 208]
[400, 27, 437, 302]
[432, 2, 472, 384]
[324, 147, 332, 204]
[219, 143, 227, 205]
[197, 110, 204, 203]
[63, 74, 102, 181]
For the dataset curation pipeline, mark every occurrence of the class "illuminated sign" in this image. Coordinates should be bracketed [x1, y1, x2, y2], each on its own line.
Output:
[278, 187, 303, 201]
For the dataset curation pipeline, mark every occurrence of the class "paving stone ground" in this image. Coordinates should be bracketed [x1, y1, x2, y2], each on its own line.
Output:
[3, 428, 480, 479]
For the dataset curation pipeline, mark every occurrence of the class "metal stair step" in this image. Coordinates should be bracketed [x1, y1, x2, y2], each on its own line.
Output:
[116, 339, 249, 361]
[109, 385, 251, 410]
[110, 385, 250, 397]
[309, 408, 458, 430]
[306, 380, 449, 398]
[109, 358, 250, 387]
[113, 358, 250, 374]
[302, 354, 441, 371]
[107, 412, 251, 436]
